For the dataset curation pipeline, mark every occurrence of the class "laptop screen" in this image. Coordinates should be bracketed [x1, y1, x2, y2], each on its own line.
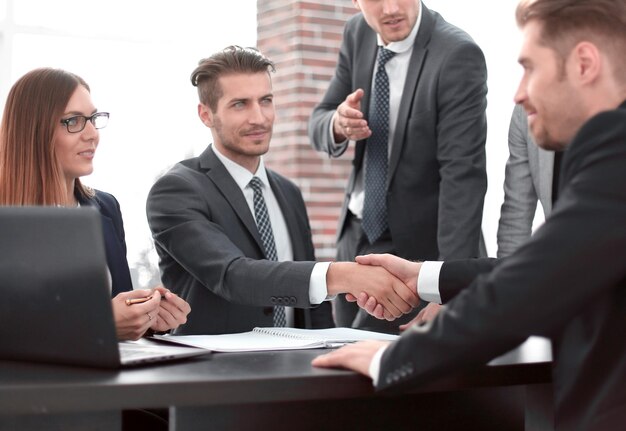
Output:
[0, 206, 121, 368]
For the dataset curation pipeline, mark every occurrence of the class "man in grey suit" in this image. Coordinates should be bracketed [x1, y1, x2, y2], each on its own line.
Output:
[308, 0, 488, 331]
[497, 103, 554, 257]
[313, 0, 626, 428]
[147, 46, 418, 335]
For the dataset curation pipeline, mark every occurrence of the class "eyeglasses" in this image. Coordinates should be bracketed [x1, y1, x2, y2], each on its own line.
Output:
[60, 112, 110, 133]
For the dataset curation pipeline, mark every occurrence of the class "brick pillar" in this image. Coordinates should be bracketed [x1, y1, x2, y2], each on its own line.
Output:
[257, 0, 356, 261]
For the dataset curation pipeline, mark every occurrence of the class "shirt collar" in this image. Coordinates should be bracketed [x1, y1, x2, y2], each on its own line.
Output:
[376, 0, 422, 54]
[210, 144, 270, 191]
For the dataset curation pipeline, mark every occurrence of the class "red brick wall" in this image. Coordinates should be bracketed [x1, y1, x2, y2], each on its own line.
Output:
[257, 0, 357, 260]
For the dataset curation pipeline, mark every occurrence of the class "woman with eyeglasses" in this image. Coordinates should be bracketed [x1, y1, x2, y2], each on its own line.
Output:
[0, 68, 191, 341]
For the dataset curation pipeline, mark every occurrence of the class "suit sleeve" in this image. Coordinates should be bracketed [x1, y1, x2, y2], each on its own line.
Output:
[308, 21, 354, 158]
[435, 41, 488, 259]
[377, 117, 626, 391]
[497, 104, 538, 258]
[438, 258, 498, 303]
[146, 172, 316, 308]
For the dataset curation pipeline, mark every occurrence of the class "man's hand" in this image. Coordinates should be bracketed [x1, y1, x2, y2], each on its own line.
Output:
[344, 254, 422, 320]
[327, 262, 419, 320]
[150, 286, 191, 332]
[311, 340, 389, 376]
[399, 303, 443, 331]
[345, 291, 386, 319]
[112, 289, 161, 340]
[332, 89, 371, 142]
[355, 253, 421, 291]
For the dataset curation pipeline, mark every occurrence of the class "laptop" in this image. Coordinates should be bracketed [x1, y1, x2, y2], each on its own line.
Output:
[0, 206, 210, 368]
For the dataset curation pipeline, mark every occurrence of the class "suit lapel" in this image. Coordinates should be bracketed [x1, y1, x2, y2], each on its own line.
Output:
[200, 148, 265, 253]
[354, 28, 378, 170]
[79, 194, 128, 296]
[388, 5, 434, 186]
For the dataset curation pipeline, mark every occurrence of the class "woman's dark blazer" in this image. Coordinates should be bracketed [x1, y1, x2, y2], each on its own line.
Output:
[78, 190, 133, 296]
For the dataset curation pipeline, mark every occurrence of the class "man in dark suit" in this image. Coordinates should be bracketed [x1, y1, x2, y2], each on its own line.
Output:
[146, 46, 419, 335]
[308, 0, 488, 331]
[313, 0, 626, 429]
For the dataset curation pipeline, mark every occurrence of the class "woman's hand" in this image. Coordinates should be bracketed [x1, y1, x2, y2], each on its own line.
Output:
[111, 289, 161, 340]
[150, 285, 191, 332]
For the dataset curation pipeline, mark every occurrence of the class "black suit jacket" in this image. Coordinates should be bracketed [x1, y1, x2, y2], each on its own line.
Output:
[308, 4, 487, 261]
[146, 147, 333, 335]
[79, 190, 133, 296]
[378, 102, 626, 430]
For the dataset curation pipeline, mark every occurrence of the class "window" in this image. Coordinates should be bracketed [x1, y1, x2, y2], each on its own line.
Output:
[1, 0, 256, 287]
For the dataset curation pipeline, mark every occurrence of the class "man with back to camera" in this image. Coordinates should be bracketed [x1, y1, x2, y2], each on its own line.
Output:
[308, 0, 488, 331]
[146, 46, 419, 335]
[313, 0, 626, 429]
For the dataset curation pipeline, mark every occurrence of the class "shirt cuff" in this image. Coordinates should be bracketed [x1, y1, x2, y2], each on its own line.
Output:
[309, 261, 333, 304]
[369, 345, 387, 386]
[417, 261, 443, 304]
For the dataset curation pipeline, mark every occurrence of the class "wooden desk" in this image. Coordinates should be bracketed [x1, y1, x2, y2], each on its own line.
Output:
[0, 337, 552, 431]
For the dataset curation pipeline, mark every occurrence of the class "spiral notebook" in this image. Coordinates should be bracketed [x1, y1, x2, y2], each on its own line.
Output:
[153, 327, 399, 352]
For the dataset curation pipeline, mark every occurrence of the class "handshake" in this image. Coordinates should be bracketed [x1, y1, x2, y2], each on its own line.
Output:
[326, 254, 423, 321]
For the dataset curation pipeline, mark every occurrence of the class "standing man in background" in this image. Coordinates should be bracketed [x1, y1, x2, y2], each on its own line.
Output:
[308, 0, 488, 331]
[497, 103, 555, 257]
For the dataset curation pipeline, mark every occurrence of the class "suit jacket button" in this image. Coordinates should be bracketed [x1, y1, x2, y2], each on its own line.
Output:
[289, 297, 296, 305]
[270, 296, 277, 304]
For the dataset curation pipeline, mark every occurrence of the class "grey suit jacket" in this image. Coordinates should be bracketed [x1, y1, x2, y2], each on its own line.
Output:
[497, 104, 554, 257]
[378, 102, 626, 430]
[146, 146, 333, 335]
[308, 4, 488, 261]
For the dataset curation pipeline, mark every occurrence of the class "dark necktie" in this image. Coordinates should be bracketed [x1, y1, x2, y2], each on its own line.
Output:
[248, 176, 286, 327]
[362, 47, 396, 244]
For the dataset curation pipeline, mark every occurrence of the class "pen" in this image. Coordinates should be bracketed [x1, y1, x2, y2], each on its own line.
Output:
[125, 296, 153, 306]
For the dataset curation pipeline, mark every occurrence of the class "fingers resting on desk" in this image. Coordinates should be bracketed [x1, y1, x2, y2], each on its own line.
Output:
[311, 340, 390, 377]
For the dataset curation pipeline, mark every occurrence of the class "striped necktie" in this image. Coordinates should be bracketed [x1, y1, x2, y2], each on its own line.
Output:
[248, 176, 286, 327]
